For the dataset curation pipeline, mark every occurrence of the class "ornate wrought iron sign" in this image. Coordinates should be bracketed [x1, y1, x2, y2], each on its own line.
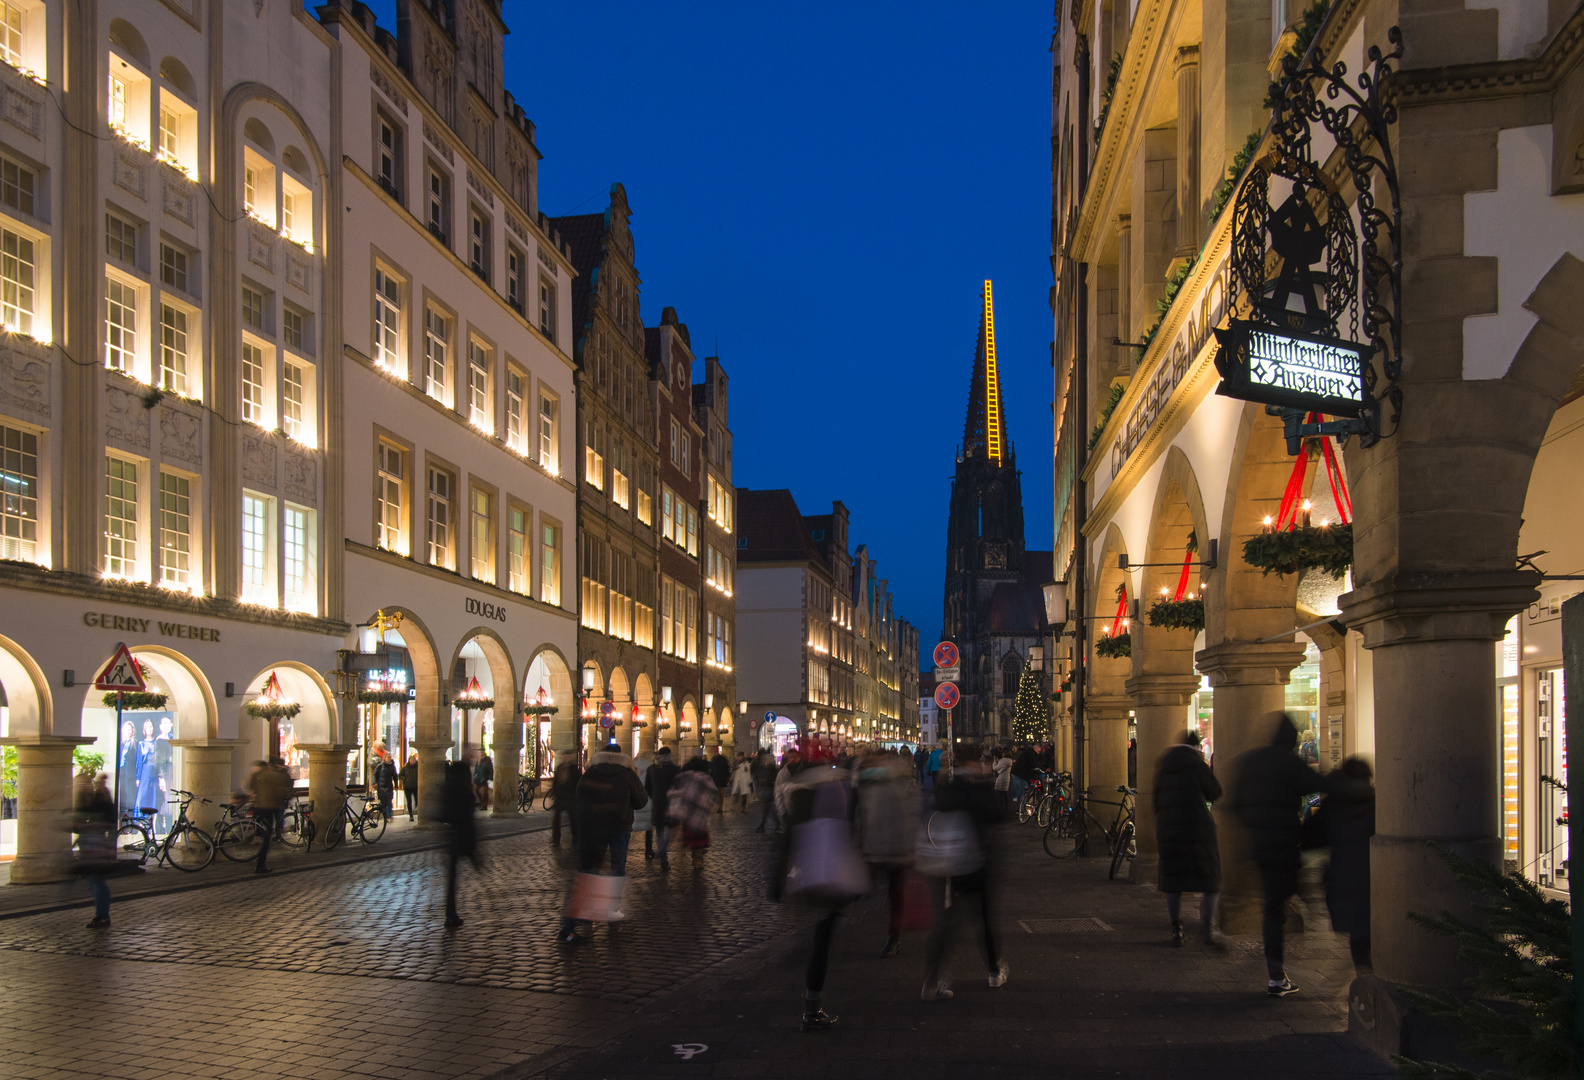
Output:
[1212, 25, 1404, 449]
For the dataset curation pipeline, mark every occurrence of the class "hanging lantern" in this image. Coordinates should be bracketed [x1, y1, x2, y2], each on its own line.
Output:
[455, 675, 494, 712]
[246, 670, 302, 720]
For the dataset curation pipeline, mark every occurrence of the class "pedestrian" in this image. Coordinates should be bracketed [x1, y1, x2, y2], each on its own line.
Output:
[913, 745, 929, 786]
[559, 740, 647, 944]
[1153, 730, 1226, 949]
[992, 747, 1012, 801]
[247, 757, 292, 874]
[550, 754, 582, 848]
[371, 742, 396, 821]
[709, 747, 731, 812]
[1010, 743, 1037, 808]
[855, 748, 918, 958]
[754, 750, 781, 832]
[440, 751, 478, 927]
[730, 754, 754, 812]
[925, 743, 944, 791]
[1298, 727, 1320, 765]
[1229, 713, 1324, 997]
[632, 749, 655, 858]
[773, 747, 803, 831]
[473, 749, 494, 811]
[1317, 755, 1375, 974]
[668, 757, 720, 868]
[399, 752, 419, 821]
[920, 743, 1010, 1000]
[73, 771, 118, 929]
[645, 745, 680, 869]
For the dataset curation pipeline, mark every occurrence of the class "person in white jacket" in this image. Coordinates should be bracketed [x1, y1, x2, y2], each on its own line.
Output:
[772, 747, 803, 829]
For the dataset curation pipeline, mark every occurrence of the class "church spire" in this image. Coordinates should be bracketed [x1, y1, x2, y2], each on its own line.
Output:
[962, 279, 1008, 465]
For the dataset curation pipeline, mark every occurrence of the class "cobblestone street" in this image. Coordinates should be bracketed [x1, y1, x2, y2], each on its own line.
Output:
[0, 814, 1394, 1079]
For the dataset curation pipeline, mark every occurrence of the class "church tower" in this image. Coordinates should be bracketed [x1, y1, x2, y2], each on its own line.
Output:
[943, 281, 1046, 741]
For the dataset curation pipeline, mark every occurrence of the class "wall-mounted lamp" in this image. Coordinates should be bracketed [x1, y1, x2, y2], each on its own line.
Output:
[704, 692, 713, 710]
[581, 667, 596, 692]
[739, 699, 748, 715]
[661, 685, 673, 705]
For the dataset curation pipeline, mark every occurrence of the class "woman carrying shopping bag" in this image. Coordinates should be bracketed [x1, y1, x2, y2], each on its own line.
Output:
[559, 741, 647, 945]
[667, 758, 720, 869]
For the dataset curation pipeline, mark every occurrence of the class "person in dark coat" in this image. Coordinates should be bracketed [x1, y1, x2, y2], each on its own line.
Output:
[550, 756, 582, 848]
[1153, 730, 1225, 948]
[440, 753, 478, 928]
[1317, 755, 1375, 973]
[559, 742, 648, 944]
[399, 752, 419, 821]
[1229, 713, 1323, 996]
[645, 746, 680, 870]
[709, 749, 731, 812]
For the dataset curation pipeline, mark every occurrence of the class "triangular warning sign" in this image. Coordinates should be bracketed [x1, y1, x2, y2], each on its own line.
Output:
[94, 642, 146, 692]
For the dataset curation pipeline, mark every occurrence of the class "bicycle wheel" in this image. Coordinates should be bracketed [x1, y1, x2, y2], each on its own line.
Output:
[1043, 818, 1082, 858]
[358, 810, 387, 845]
[324, 813, 346, 850]
[115, 822, 152, 866]
[216, 820, 262, 863]
[1109, 822, 1135, 881]
[164, 825, 215, 871]
[1036, 795, 1056, 830]
[540, 789, 554, 812]
[1016, 791, 1035, 824]
[276, 809, 305, 850]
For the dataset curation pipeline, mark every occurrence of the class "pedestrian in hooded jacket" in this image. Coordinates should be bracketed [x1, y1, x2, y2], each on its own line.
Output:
[1230, 713, 1323, 997]
[1153, 730, 1226, 949]
[1316, 755, 1375, 973]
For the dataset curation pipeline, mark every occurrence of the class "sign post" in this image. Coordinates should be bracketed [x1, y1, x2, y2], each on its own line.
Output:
[94, 642, 146, 814]
[933, 642, 960, 765]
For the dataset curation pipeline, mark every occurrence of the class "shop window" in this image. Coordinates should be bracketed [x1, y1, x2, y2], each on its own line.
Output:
[157, 469, 191, 590]
[103, 455, 140, 579]
[373, 266, 402, 374]
[375, 441, 407, 555]
[426, 465, 454, 570]
[241, 490, 275, 605]
[539, 518, 560, 606]
[283, 503, 316, 614]
[0, 421, 38, 563]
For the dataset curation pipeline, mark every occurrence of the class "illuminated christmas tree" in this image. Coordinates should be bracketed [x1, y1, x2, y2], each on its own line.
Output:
[1012, 664, 1047, 744]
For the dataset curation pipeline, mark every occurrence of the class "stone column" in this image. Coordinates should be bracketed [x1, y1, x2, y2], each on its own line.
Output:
[413, 698, 452, 827]
[1174, 46, 1202, 256]
[0, 736, 92, 884]
[1116, 214, 1132, 373]
[1084, 694, 1133, 803]
[1342, 573, 1536, 1053]
[299, 745, 352, 840]
[491, 715, 522, 817]
[1124, 673, 1202, 883]
[1193, 641, 1307, 930]
[171, 739, 248, 832]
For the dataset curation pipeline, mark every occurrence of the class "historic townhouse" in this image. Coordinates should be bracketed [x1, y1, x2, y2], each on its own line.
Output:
[693, 354, 739, 747]
[852, 546, 920, 748]
[1051, 0, 1584, 1054]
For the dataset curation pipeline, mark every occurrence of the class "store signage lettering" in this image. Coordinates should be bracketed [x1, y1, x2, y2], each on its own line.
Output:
[465, 596, 507, 623]
[1213, 319, 1369, 418]
[84, 611, 221, 642]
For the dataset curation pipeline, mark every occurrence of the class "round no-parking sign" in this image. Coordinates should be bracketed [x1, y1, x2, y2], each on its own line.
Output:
[933, 682, 960, 710]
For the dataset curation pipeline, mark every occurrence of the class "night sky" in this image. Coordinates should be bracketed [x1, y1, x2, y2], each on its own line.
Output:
[361, 1, 1055, 656]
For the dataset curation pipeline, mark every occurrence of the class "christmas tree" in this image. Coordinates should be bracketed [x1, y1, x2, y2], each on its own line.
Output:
[1011, 664, 1047, 744]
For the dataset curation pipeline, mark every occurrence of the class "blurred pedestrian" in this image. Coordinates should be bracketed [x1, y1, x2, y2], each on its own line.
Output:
[440, 752, 479, 927]
[855, 748, 918, 958]
[399, 752, 419, 821]
[646, 746, 680, 869]
[560, 741, 647, 944]
[773, 747, 803, 831]
[914, 745, 929, 786]
[632, 749, 655, 858]
[1010, 743, 1037, 808]
[248, 757, 292, 874]
[992, 748, 1012, 800]
[669, 757, 720, 868]
[925, 743, 944, 791]
[753, 750, 781, 832]
[730, 755, 754, 812]
[1230, 713, 1324, 997]
[73, 772, 117, 928]
[371, 742, 396, 821]
[473, 750, 494, 810]
[550, 754, 582, 848]
[920, 743, 1010, 1000]
[709, 748, 731, 812]
[1153, 730, 1225, 949]
[1317, 756, 1375, 973]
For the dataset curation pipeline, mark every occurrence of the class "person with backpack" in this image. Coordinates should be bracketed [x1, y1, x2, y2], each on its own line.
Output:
[644, 746, 680, 870]
[559, 740, 647, 945]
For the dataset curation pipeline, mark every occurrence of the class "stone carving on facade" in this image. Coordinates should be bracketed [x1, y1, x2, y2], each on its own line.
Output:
[286, 247, 311, 293]
[422, 119, 454, 165]
[104, 385, 150, 451]
[537, 243, 556, 271]
[424, 38, 455, 126]
[158, 403, 202, 465]
[466, 168, 494, 208]
[112, 147, 148, 200]
[284, 445, 317, 501]
[246, 219, 276, 272]
[370, 63, 409, 115]
[162, 168, 196, 225]
[0, 339, 48, 418]
[242, 431, 277, 486]
[0, 69, 43, 140]
[506, 214, 527, 243]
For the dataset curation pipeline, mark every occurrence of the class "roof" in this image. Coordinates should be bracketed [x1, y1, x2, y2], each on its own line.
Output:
[986, 581, 1044, 636]
[738, 489, 822, 565]
[546, 212, 606, 350]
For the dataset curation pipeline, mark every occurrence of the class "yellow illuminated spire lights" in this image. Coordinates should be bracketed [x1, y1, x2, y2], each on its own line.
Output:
[983, 279, 1003, 464]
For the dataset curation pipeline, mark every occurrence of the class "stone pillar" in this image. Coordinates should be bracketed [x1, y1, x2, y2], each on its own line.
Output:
[413, 698, 452, 827]
[300, 746, 352, 840]
[1116, 214, 1133, 374]
[171, 739, 248, 832]
[0, 736, 92, 884]
[1342, 573, 1536, 1054]
[1174, 46, 1202, 256]
[1124, 673, 1201, 883]
[1194, 641, 1306, 930]
[491, 716, 522, 817]
[1084, 694, 1133, 804]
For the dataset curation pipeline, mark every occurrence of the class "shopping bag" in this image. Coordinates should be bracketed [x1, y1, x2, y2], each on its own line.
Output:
[915, 810, 984, 877]
[786, 818, 870, 903]
[566, 872, 627, 922]
[896, 867, 933, 933]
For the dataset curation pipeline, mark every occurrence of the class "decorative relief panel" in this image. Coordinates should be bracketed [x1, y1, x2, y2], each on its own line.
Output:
[422, 120, 454, 165]
[246, 220, 276, 272]
[283, 446, 317, 502]
[242, 431, 277, 486]
[158, 403, 202, 465]
[0, 339, 49, 418]
[286, 247, 311, 293]
[0, 70, 42, 140]
[104, 385, 150, 451]
[163, 169, 196, 225]
[112, 148, 148, 200]
[536, 244, 555, 271]
[370, 63, 409, 115]
[506, 214, 527, 243]
[466, 169, 494, 208]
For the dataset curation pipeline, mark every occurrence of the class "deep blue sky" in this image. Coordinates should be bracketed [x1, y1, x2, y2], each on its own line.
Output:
[362, 1, 1054, 655]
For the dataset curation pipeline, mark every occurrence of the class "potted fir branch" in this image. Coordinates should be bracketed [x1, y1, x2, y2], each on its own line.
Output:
[1095, 633, 1132, 660]
[1148, 596, 1206, 632]
[1242, 522, 1353, 578]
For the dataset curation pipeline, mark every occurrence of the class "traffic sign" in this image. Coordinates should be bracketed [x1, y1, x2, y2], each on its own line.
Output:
[94, 643, 146, 692]
[933, 665, 960, 683]
[933, 682, 959, 710]
[598, 701, 615, 729]
[932, 641, 959, 669]
[764, 711, 776, 725]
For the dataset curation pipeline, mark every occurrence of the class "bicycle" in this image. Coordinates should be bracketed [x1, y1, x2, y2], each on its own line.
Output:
[517, 774, 540, 813]
[1035, 771, 1075, 830]
[116, 790, 216, 871]
[1044, 785, 1136, 879]
[323, 787, 387, 849]
[214, 802, 263, 863]
[1016, 770, 1053, 824]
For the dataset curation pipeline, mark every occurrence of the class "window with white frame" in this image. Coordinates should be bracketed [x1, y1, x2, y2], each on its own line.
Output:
[711, 613, 732, 668]
[105, 212, 137, 264]
[684, 588, 698, 661]
[506, 246, 524, 313]
[373, 267, 401, 373]
[241, 491, 274, 605]
[426, 465, 453, 569]
[103, 455, 139, 579]
[505, 368, 526, 454]
[426, 164, 448, 242]
[469, 208, 489, 280]
[375, 111, 402, 199]
[423, 307, 449, 402]
[157, 91, 197, 177]
[636, 461, 653, 526]
[669, 418, 682, 470]
[283, 503, 316, 613]
[282, 360, 306, 441]
[0, 422, 38, 563]
[660, 486, 673, 544]
[158, 303, 188, 395]
[159, 105, 178, 159]
[0, 226, 33, 335]
[240, 341, 266, 425]
[241, 285, 266, 331]
[660, 575, 674, 655]
[466, 340, 489, 430]
[280, 173, 312, 250]
[469, 486, 493, 583]
[508, 505, 528, 594]
[375, 441, 406, 554]
[584, 419, 604, 490]
[282, 305, 306, 351]
[104, 277, 136, 373]
[672, 493, 687, 550]
[539, 518, 560, 606]
[0, 3, 22, 70]
[157, 470, 191, 590]
[242, 147, 275, 226]
[108, 71, 128, 131]
[538, 278, 555, 341]
[686, 506, 698, 557]
[680, 430, 691, 477]
[1, 157, 34, 217]
[708, 475, 733, 532]
[159, 242, 188, 293]
[538, 391, 557, 473]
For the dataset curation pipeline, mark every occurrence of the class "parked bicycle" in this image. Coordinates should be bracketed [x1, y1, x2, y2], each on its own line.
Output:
[1045, 784, 1137, 879]
[323, 787, 387, 849]
[214, 797, 309, 862]
[517, 774, 540, 813]
[1016, 769, 1055, 824]
[114, 790, 216, 871]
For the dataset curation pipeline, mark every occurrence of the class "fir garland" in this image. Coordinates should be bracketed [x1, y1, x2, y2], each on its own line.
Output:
[1148, 598, 1206, 632]
[454, 697, 494, 712]
[1133, 255, 1198, 364]
[1087, 382, 1126, 452]
[244, 699, 302, 721]
[1208, 130, 1263, 224]
[102, 691, 168, 710]
[522, 704, 560, 717]
[1241, 523, 1353, 579]
[1095, 633, 1132, 660]
[357, 688, 411, 706]
[1092, 53, 1123, 145]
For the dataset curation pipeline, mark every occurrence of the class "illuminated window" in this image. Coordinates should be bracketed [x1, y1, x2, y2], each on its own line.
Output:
[469, 487, 493, 583]
[108, 73, 128, 130]
[158, 304, 188, 395]
[426, 465, 453, 569]
[611, 440, 630, 511]
[1, 157, 34, 216]
[0, 227, 33, 335]
[580, 532, 606, 633]
[584, 420, 604, 491]
[103, 456, 139, 578]
[538, 392, 557, 473]
[467, 340, 489, 429]
[158, 470, 191, 590]
[660, 576, 674, 655]
[375, 442, 406, 554]
[241, 341, 265, 425]
[539, 519, 560, 606]
[283, 503, 315, 613]
[505, 369, 525, 454]
[243, 165, 259, 216]
[0, 422, 38, 563]
[159, 106, 179, 159]
[636, 463, 652, 526]
[105, 213, 137, 264]
[686, 506, 698, 557]
[661, 487, 674, 544]
[0, 3, 21, 69]
[282, 361, 305, 441]
[423, 307, 448, 402]
[508, 505, 528, 594]
[634, 571, 654, 650]
[373, 268, 401, 372]
[104, 277, 137, 373]
[241, 491, 273, 604]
